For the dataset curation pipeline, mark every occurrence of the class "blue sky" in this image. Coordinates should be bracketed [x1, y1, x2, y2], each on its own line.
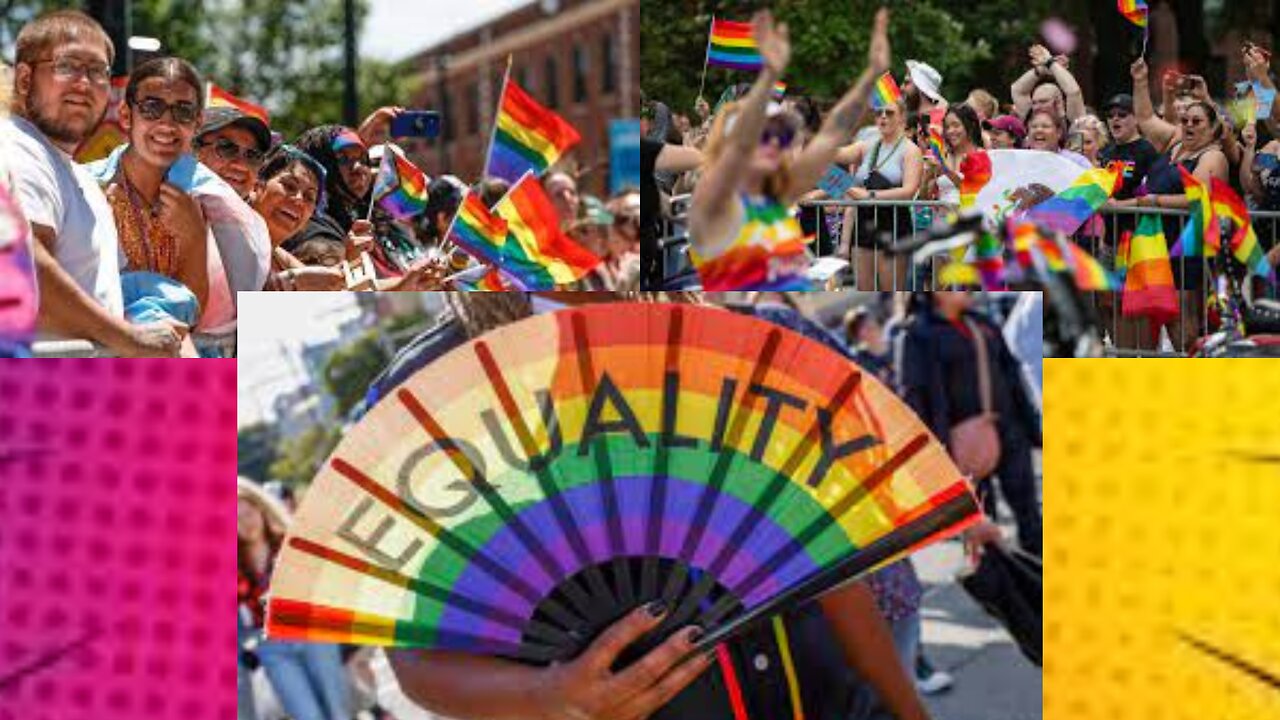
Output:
[362, 0, 532, 62]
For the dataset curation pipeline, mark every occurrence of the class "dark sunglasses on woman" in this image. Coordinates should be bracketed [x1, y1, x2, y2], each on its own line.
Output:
[197, 137, 265, 165]
[133, 97, 200, 126]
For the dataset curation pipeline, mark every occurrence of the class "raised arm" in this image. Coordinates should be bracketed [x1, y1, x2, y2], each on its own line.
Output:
[689, 10, 789, 241]
[1244, 45, 1280, 137]
[1131, 57, 1178, 153]
[1046, 57, 1085, 122]
[787, 7, 891, 203]
[656, 144, 704, 173]
[1012, 45, 1053, 119]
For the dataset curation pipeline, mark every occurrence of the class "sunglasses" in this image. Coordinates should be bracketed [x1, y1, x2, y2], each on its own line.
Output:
[874, 109, 898, 118]
[133, 97, 199, 126]
[198, 137, 265, 165]
[761, 121, 797, 149]
[1107, 111, 1132, 120]
[334, 151, 371, 168]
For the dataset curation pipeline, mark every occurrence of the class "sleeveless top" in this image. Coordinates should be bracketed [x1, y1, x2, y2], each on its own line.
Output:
[1253, 151, 1280, 211]
[852, 136, 907, 187]
[690, 193, 812, 290]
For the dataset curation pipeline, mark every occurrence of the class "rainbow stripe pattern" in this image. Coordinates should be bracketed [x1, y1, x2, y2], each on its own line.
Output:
[1023, 162, 1124, 236]
[1043, 235, 1116, 290]
[331, 128, 365, 153]
[486, 79, 582, 184]
[1210, 178, 1275, 282]
[871, 73, 902, 110]
[772, 81, 787, 100]
[494, 171, 601, 286]
[689, 195, 812, 290]
[263, 303, 981, 660]
[926, 127, 947, 163]
[371, 151, 429, 219]
[1121, 214, 1178, 321]
[707, 18, 763, 71]
[206, 82, 269, 125]
[1172, 166, 1220, 258]
[1117, 0, 1149, 29]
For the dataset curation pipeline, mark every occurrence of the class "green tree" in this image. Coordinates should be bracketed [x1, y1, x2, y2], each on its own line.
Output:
[237, 421, 280, 482]
[268, 423, 342, 488]
[321, 331, 390, 420]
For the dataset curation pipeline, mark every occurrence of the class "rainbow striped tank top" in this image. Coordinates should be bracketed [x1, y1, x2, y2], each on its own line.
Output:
[690, 194, 812, 291]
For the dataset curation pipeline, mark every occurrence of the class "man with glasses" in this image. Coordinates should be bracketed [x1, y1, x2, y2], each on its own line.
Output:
[1099, 94, 1158, 204]
[2, 9, 183, 356]
[195, 106, 272, 200]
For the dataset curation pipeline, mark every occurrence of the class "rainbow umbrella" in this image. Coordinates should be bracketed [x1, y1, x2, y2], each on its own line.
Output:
[265, 302, 981, 662]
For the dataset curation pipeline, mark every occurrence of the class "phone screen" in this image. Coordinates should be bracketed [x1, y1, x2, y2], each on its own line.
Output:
[391, 111, 441, 139]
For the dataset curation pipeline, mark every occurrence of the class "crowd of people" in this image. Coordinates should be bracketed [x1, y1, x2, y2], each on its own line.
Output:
[0, 10, 641, 357]
[641, 7, 1280, 319]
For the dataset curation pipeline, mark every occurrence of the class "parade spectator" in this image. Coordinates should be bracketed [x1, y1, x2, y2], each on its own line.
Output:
[238, 478, 351, 720]
[1099, 93, 1159, 202]
[1025, 109, 1090, 168]
[924, 104, 992, 207]
[195, 106, 271, 200]
[87, 57, 209, 345]
[641, 139, 701, 287]
[3, 9, 183, 355]
[0, 59, 38, 357]
[984, 115, 1026, 150]
[1011, 44, 1085, 124]
[249, 144, 345, 291]
[833, 94, 922, 290]
[687, 8, 890, 290]
[291, 124, 376, 267]
[544, 171, 581, 228]
[903, 59, 947, 120]
[1069, 114, 1110, 167]
[897, 292, 1043, 557]
[965, 89, 999, 122]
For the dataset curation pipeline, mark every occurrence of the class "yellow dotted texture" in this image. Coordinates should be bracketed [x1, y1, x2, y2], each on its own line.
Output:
[1045, 359, 1280, 719]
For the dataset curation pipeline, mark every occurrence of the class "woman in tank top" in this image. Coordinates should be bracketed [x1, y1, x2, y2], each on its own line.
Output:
[688, 9, 890, 291]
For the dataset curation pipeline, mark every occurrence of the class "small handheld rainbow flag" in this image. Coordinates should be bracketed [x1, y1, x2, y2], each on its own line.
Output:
[1172, 166, 1220, 258]
[772, 81, 787, 100]
[371, 149, 428, 219]
[926, 127, 947, 163]
[446, 194, 525, 285]
[1117, 0, 1149, 29]
[205, 82, 269, 125]
[485, 78, 582, 184]
[707, 18, 763, 72]
[870, 72, 902, 110]
[495, 171, 601, 286]
[1210, 178, 1274, 283]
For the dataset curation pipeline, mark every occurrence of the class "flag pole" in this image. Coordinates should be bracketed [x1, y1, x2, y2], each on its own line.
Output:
[367, 142, 389, 221]
[697, 15, 714, 101]
[482, 55, 514, 182]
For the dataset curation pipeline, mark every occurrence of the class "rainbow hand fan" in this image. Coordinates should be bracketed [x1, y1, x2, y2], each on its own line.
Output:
[265, 302, 980, 663]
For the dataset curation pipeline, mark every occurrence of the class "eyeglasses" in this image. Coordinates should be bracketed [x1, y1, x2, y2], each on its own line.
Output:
[874, 109, 898, 118]
[31, 56, 111, 86]
[197, 137, 265, 165]
[334, 151, 370, 168]
[133, 97, 199, 126]
[760, 121, 797, 149]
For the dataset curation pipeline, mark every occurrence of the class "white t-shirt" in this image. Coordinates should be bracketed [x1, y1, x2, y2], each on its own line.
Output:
[1, 116, 123, 321]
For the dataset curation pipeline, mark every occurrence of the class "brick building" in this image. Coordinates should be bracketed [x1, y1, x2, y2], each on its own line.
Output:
[403, 0, 639, 196]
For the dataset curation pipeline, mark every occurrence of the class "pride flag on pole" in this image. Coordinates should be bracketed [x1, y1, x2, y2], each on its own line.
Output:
[926, 127, 947, 163]
[1121, 214, 1179, 323]
[1172, 166, 1220, 257]
[495, 171, 601, 285]
[371, 150, 428, 219]
[870, 72, 902, 110]
[1117, 0, 1149, 30]
[772, 81, 787, 100]
[485, 78, 582, 184]
[205, 82, 269, 125]
[1210, 178, 1275, 282]
[707, 18, 763, 71]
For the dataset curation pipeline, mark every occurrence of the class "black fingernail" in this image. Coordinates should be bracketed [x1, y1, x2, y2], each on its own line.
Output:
[645, 601, 667, 617]
[687, 627, 705, 644]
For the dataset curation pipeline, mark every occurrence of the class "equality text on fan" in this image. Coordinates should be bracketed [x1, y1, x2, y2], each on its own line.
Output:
[336, 370, 882, 573]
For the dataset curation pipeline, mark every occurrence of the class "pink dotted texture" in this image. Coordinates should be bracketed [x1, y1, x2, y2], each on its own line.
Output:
[0, 360, 237, 720]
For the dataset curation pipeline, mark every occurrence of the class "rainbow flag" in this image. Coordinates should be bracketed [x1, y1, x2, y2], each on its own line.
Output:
[446, 194, 539, 287]
[206, 82, 269, 125]
[1117, 0, 1149, 29]
[707, 18, 763, 71]
[926, 127, 947, 163]
[1210, 178, 1274, 282]
[871, 72, 902, 110]
[1172, 166, 1220, 257]
[1044, 235, 1116, 290]
[371, 150, 428, 219]
[772, 81, 787, 100]
[486, 79, 582, 184]
[938, 230, 1005, 290]
[495, 171, 601, 286]
[455, 266, 509, 292]
[1023, 162, 1123, 236]
[958, 150, 992, 210]
[1122, 214, 1179, 322]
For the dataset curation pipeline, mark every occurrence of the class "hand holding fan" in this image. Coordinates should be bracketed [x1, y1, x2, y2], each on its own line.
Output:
[265, 302, 981, 663]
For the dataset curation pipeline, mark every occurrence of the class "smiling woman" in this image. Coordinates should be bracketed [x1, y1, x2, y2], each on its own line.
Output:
[1045, 362, 1280, 719]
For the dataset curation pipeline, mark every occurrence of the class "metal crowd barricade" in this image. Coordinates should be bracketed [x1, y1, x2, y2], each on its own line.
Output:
[799, 199, 951, 291]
